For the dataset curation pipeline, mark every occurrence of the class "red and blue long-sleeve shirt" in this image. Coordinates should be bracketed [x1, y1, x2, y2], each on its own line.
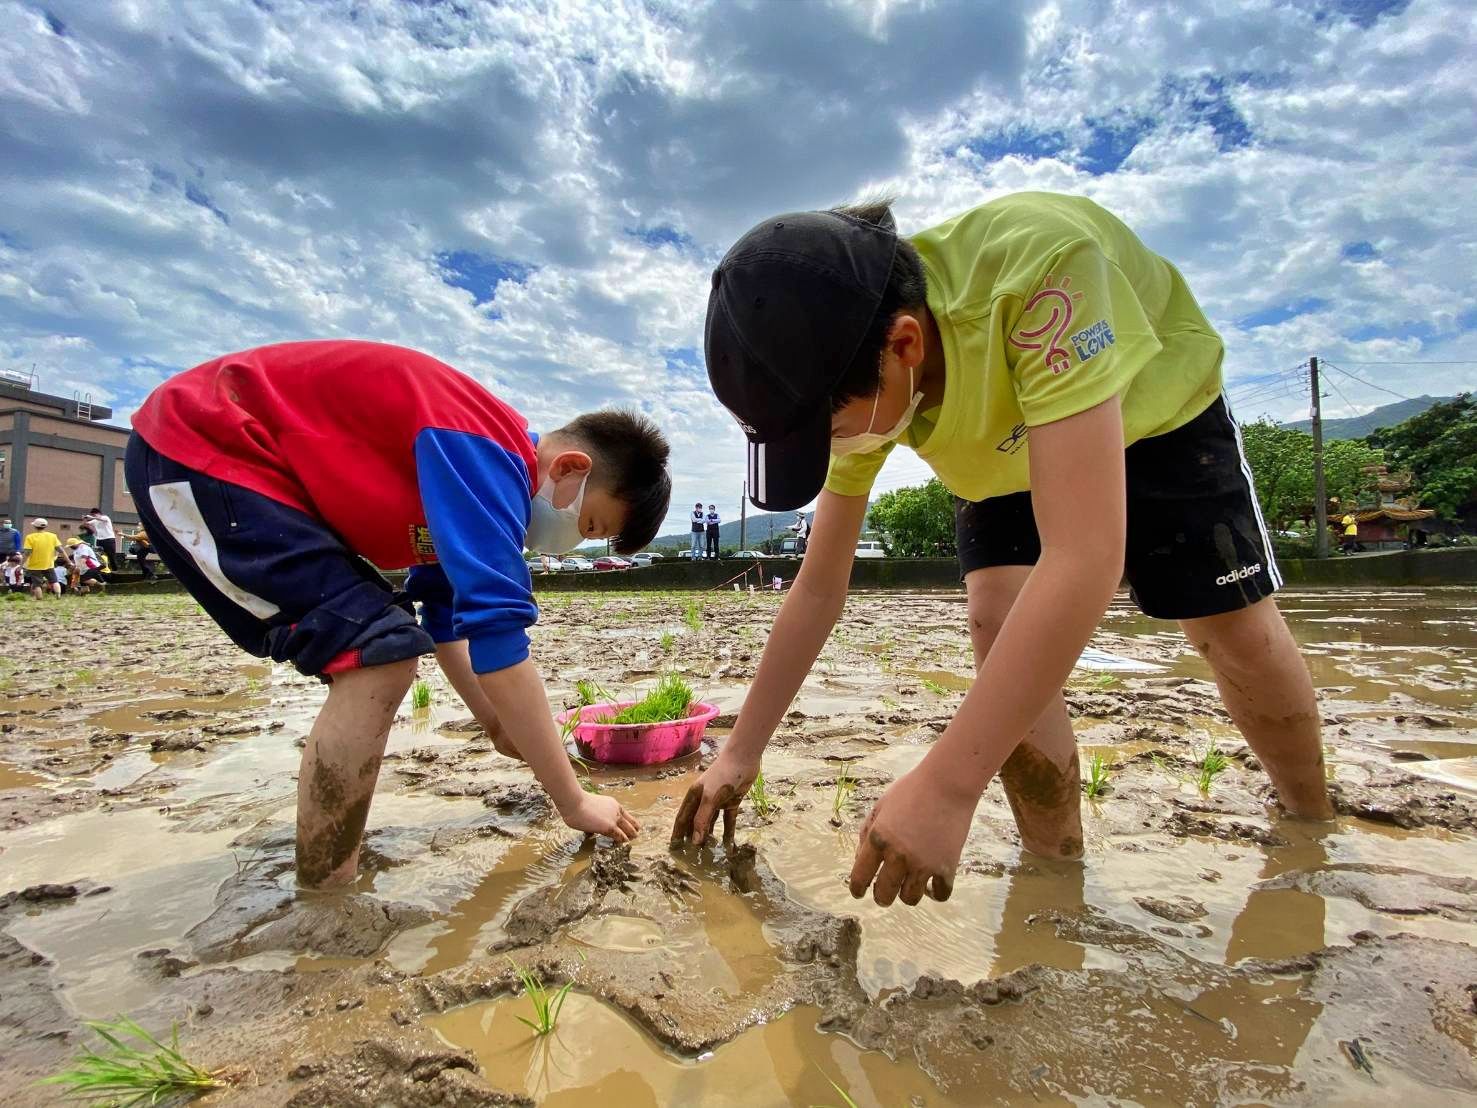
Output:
[132, 340, 539, 673]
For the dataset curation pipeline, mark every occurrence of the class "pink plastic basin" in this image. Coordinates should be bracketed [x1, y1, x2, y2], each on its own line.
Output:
[556, 700, 719, 766]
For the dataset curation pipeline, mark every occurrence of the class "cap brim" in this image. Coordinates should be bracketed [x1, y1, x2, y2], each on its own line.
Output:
[746, 403, 831, 512]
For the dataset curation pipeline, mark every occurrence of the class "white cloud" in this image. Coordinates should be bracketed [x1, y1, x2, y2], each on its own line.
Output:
[1, 0, 1473, 533]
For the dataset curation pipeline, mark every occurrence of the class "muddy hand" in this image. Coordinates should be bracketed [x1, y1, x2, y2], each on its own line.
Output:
[562, 793, 640, 844]
[671, 750, 757, 846]
[848, 763, 976, 907]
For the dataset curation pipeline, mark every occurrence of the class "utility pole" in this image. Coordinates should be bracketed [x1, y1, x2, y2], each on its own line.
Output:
[739, 480, 747, 551]
[1310, 355, 1329, 559]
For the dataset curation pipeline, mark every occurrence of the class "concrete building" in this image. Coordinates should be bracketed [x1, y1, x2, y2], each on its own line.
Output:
[0, 370, 137, 540]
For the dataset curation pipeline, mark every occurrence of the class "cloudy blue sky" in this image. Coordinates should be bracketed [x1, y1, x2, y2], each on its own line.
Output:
[2, 0, 1474, 533]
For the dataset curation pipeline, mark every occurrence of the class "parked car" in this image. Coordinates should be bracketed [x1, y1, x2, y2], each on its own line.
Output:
[644, 552, 664, 560]
[854, 541, 886, 559]
[525, 554, 560, 573]
[561, 556, 595, 571]
[677, 549, 696, 560]
[629, 553, 655, 567]
[593, 556, 630, 571]
[730, 549, 766, 559]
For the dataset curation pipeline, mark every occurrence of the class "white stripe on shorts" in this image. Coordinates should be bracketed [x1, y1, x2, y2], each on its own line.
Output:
[1222, 394, 1283, 590]
[149, 481, 281, 619]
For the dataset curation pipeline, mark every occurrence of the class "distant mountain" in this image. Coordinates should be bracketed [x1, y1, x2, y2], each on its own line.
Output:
[648, 509, 811, 552]
[1283, 395, 1454, 440]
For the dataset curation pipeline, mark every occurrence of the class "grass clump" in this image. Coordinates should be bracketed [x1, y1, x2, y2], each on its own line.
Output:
[1195, 744, 1230, 793]
[1084, 751, 1112, 799]
[659, 630, 676, 654]
[598, 673, 694, 725]
[683, 598, 702, 632]
[508, 959, 572, 1037]
[40, 1016, 224, 1105]
[749, 769, 775, 818]
[410, 679, 432, 711]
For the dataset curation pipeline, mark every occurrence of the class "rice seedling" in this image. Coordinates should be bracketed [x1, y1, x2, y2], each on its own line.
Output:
[73, 667, 96, 686]
[809, 1073, 860, 1108]
[410, 679, 432, 711]
[683, 597, 702, 632]
[918, 676, 949, 696]
[574, 679, 612, 707]
[599, 673, 694, 725]
[40, 1016, 224, 1105]
[507, 959, 573, 1037]
[1195, 744, 1230, 793]
[749, 769, 775, 818]
[830, 762, 855, 823]
[1150, 752, 1182, 782]
[659, 630, 676, 654]
[1093, 673, 1119, 689]
[1084, 750, 1112, 799]
[569, 753, 600, 794]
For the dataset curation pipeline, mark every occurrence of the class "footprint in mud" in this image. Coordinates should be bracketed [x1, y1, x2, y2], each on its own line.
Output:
[182, 836, 433, 964]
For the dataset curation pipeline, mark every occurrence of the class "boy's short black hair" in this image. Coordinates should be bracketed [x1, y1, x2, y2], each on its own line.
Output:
[555, 409, 672, 555]
[826, 198, 928, 413]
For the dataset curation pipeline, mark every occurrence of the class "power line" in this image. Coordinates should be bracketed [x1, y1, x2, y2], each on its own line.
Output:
[1335, 359, 1477, 366]
[1320, 361, 1416, 402]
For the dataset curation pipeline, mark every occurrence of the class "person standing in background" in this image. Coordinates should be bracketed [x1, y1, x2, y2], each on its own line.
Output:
[22, 518, 63, 599]
[85, 509, 117, 570]
[689, 501, 705, 559]
[705, 503, 722, 558]
[0, 517, 19, 556]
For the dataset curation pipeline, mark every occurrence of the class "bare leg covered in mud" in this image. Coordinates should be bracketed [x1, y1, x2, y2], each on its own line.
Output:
[1180, 597, 1335, 820]
[966, 566, 1084, 860]
[296, 658, 417, 888]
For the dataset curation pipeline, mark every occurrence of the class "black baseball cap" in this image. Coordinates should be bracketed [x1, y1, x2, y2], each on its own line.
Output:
[705, 210, 898, 511]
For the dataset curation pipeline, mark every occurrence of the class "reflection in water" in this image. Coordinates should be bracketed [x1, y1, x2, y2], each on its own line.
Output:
[1188, 828, 1330, 1072]
[991, 858, 1087, 977]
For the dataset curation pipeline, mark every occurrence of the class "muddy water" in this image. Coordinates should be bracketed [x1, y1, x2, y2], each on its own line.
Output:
[1, 589, 1475, 1105]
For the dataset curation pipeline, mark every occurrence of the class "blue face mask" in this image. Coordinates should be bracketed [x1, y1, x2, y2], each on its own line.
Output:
[525, 472, 588, 554]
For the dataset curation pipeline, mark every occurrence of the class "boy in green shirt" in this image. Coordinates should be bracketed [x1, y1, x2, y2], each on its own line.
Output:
[676, 191, 1334, 907]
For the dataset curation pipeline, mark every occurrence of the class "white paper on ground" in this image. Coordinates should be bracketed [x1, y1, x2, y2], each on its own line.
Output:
[1074, 647, 1166, 673]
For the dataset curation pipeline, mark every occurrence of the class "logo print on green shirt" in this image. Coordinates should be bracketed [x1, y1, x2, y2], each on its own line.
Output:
[1009, 275, 1084, 375]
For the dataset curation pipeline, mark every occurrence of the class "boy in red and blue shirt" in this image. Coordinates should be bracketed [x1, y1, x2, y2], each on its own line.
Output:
[128, 340, 671, 887]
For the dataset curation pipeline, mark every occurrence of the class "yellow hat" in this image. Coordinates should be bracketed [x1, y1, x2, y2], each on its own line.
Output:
[66, 537, 81, 546]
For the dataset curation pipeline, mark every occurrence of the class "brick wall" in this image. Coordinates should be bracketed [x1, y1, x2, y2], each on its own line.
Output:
[25, 445, 102, 508]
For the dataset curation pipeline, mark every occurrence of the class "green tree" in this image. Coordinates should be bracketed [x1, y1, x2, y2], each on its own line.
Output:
[1238, 421, 1383, 531]
[1238, 421, 1312, 531]
[1366, 393, 1477, 522]
[867, 478, 956, 557]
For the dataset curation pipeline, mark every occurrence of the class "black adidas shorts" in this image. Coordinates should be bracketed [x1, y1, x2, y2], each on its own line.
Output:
[954, 396, 1281, 621]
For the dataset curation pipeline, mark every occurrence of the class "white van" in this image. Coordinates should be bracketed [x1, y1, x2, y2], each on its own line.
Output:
[855, 541, 886, 559]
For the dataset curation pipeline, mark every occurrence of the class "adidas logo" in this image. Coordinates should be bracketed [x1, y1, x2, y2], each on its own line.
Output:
[1215, 564, 1262, 586]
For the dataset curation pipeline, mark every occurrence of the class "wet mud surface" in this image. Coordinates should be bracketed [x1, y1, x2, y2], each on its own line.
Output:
[1, 587, 1475, 1104]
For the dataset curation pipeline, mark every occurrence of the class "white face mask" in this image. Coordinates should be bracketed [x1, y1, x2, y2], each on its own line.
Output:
[830, 364, 924, 457]
[525, 472, 588, 554]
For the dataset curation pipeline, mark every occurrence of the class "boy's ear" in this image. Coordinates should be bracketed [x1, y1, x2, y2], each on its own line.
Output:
[886, 313, 926, 369]
[549, 449, 593, 482]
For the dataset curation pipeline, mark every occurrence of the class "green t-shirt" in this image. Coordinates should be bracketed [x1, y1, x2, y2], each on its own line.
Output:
[825, 192, 1225, 502]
